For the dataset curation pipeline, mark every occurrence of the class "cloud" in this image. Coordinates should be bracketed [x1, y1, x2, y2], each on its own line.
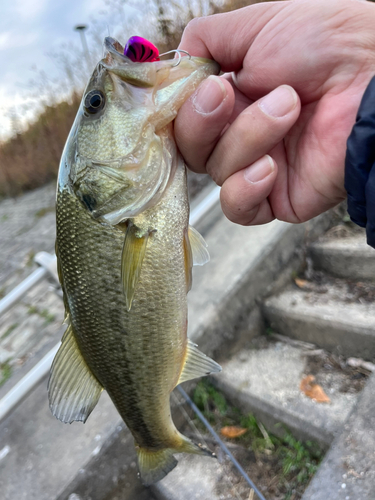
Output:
[0, 31, 38, 51]
[0, 32, 11, 51]
[15, 0, 49, 20]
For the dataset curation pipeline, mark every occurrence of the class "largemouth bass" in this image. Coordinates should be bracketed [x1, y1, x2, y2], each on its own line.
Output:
[48, 37, 221, 485]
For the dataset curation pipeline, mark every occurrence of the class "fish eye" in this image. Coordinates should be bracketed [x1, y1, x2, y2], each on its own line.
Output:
[84, 90, 105, 114]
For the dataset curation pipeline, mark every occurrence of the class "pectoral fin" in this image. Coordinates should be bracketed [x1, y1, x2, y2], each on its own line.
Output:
[121, 223, 150, 311]
[48, 323, 103, 423]
[183, 227, 209, 293]
[183, 229, 193, 292]
[188, 226, 210, 266]
[177, 339, 221, 385]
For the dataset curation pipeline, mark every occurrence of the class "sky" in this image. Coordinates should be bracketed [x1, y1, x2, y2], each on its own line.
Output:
[0, 0, 141, 140]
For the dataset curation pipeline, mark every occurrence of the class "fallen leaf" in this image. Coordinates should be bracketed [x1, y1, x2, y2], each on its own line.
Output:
[294, 278, 308, 288]
[220, 426, 247, 438]
[300, 375, 330, 403]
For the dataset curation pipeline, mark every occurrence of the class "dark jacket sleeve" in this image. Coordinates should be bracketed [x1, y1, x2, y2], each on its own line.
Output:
[345, 76, 375, 247]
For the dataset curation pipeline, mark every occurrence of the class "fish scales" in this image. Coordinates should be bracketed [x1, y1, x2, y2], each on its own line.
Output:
[50, 36, 221, 485]
[57, 164, 188, 447]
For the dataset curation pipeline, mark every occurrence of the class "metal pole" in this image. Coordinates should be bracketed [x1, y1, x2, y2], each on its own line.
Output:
[0, 252, 59, 317]
[0, 267, 47, 316]
[0, 344, 60, 422]
[177, 386, 267, 500]
[189, 185, 220, 227]
[74, 24, 91, 72]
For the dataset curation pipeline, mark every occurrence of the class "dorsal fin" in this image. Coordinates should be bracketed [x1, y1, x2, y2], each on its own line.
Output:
[177, 339, 221, 385]
[48, 322, 103, 423]
[121, 223, 150, 311]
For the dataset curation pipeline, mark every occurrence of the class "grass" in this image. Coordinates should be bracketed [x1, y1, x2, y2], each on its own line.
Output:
[0, 361, 12, 387]
[28, 305, 55, 324]
[26, 249, 36, 267]
[34, 206, 55, 218]
[1, 323, 18, 340]
[192, 380, 323, 499]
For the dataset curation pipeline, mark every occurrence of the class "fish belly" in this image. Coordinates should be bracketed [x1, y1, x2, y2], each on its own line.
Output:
[56, 163, 189, 450]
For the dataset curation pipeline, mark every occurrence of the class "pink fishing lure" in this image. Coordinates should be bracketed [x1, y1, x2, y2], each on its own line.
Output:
[124, 36, 160, 62]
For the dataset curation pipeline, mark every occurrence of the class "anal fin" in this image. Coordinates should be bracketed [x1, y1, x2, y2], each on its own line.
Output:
[48, 322, 103, 423]
[177, 339, 221, 385]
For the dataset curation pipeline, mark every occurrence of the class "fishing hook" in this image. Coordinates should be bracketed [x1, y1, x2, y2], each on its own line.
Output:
[158, 49, 191, 67]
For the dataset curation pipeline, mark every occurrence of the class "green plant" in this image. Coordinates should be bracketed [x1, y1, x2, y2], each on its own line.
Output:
[192, 380, 323, 499]
[40, 309, 55, 324]
[278, 433, 322, 485]
[28, 305, 55, 324]
[35, 206, 55, 218]
[26, 250, 36, 267]
[193, 379, 228, 421]
[28, 305, 38, 315]
[0, 361, 12, 387]
[1, 323, 18, 340]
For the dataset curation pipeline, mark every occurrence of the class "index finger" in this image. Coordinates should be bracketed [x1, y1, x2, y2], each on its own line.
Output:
[178, 2, 289, 73]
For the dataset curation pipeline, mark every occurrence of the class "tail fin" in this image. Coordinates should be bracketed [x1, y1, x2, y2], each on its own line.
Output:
[136, 436, 215, 486]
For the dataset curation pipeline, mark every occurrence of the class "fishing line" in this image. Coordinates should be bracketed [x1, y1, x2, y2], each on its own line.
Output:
[176, 386, 268, 500]
[172, 391, 243, 500]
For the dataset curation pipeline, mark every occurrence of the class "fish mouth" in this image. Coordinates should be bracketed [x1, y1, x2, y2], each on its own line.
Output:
[101, 37, 220, 88]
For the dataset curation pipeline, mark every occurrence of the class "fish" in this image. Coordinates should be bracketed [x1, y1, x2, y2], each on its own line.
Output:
[48, 36, 221, 486]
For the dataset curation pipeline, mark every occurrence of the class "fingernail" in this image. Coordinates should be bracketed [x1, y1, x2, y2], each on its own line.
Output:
[192, 75, 226, 114]
[244, 155, 274, 183]
[259, 85, 297, 118]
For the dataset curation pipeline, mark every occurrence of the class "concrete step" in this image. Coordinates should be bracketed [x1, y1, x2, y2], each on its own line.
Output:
[308, 229, 375, 281]
[151, 455, 225, 500]
[303, 373, 375, 500]
[211, 337, 363, 449]
[151, 445, 259, 500]
[263, 284, 375, 360]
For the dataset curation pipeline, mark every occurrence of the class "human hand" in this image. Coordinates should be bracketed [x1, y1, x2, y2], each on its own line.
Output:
[175, 0, 375, 225]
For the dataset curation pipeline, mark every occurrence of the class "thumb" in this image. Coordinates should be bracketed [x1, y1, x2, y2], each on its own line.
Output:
[178, 2, 287, 72]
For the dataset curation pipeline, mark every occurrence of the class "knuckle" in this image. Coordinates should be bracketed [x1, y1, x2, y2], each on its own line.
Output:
[220, 185, 259, 225]
[206, 157, 223, 186]
[184, 17, 203, 38]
